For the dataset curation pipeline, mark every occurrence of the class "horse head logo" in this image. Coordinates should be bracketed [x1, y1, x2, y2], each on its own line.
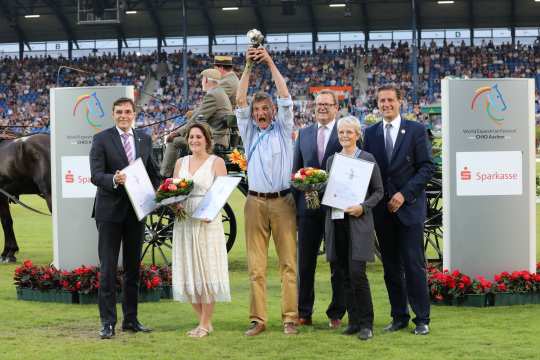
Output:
[470, 84, 508, 125]
[73, 92, 105, 131]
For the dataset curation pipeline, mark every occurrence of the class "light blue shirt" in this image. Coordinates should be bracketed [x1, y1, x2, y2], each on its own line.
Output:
[236, 96, 294, 193]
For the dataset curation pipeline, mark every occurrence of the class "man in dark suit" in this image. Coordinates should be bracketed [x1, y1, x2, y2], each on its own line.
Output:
[293, 89, 345, 328]
[90, 97, 161, 339]
[363, 85, 434, 335]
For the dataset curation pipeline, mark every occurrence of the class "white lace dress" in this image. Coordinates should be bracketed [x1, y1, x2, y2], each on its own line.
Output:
[171, 155, 231, 304]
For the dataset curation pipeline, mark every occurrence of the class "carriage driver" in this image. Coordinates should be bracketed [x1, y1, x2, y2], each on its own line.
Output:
[160, 68, 234, 178]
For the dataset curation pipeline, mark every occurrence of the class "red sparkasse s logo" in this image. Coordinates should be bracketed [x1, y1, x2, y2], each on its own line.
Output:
[65, 170, 74, 183]
[460, 166, 471, 181]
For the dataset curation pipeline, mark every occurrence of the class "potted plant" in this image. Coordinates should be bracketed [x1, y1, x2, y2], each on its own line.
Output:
[459, 276, 493, 307]
[138, 264, 162, 302]
[158, 265, 173, 299]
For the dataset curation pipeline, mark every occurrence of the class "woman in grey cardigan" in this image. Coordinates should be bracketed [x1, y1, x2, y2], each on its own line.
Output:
[325, 116, 384, 340]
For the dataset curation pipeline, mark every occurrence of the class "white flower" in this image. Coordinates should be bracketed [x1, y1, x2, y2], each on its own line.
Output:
[172, 178, 181, 185]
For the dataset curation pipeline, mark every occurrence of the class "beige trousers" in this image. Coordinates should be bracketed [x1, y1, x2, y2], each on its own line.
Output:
[245, 193, 298, 325]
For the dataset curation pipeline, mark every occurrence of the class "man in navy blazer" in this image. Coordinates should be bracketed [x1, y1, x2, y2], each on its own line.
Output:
[90, 97, 161, 339]
[293, 90, 345, 328]
[363, 85, 434, 335]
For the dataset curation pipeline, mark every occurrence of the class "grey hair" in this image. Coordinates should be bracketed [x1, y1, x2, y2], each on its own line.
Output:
[337, 116, 361, 137]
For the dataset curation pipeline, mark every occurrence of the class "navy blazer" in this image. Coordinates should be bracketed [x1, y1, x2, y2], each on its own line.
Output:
[363, 119, 434, 226]
[293, 122, 341, 216]
[90, 126, 161, 223]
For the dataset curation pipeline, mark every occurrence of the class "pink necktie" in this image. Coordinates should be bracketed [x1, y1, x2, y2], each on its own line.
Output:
[121, 133, 134, 163]
[317, 125, 326, 165]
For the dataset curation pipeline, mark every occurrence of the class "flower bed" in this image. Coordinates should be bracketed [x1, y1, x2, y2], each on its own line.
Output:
[14, 260, 167, 304]
[428, 263, 540, 307]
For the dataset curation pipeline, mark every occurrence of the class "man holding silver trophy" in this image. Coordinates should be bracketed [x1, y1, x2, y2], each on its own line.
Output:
[236, 30, 299, 336]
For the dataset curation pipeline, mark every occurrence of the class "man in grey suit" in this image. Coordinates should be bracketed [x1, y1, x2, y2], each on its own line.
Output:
[160, 68, 234, 177]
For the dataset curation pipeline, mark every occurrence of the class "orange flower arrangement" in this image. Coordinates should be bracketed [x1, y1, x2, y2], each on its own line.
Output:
[228, 148, 247, 172]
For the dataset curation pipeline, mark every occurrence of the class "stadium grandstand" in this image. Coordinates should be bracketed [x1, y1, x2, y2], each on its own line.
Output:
[1, 0, 540, 142]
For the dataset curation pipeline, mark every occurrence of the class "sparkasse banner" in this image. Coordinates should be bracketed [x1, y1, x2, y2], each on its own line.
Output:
[442, 79, 535, 278]
[51, 86, 134, 270]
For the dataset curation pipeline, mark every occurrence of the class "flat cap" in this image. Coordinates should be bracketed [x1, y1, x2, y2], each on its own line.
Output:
[214, 55, 233, 66]
[201, 68, 222, 81]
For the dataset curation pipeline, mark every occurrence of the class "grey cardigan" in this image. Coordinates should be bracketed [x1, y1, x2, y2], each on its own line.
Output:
[324, 151, 384, 262]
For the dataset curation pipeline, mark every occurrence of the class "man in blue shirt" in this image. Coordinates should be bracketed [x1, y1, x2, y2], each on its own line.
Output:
[236, 47, 298, 336]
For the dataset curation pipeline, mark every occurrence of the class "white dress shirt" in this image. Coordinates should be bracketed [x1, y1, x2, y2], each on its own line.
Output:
[383, 115, 401, 147]
[317, 118, 336, 152]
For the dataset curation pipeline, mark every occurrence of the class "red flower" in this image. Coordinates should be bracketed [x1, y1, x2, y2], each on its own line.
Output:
[159, 183, 168, 191]
[497, 283, 507, 292]
[23, 259, 33, 268]
[167, 184, 177, 191]
[151, 276, 161, 287]
[164, 178, 172, 185]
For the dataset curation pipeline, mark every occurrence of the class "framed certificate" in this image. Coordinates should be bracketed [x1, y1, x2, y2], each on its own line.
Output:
[321, 153, 374, 210]
[192, 176, 241, 221]
[122, 158, 157, 221]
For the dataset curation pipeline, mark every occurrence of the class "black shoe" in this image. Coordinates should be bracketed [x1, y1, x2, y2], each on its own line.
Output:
[358, 328, 373, 341]
[342, 325, 361, 335]
[383, 320, 409, 332]
[122, 320, 152, 333]
[99, 324, 115, 339]
[413, 323, 429, 335]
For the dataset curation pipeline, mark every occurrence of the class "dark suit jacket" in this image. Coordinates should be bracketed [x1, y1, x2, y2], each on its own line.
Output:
[293, 122, 341, 216]
[363, 119, 433, 226]
[90, 126, 161, 223]
[324, 151, 384, 263]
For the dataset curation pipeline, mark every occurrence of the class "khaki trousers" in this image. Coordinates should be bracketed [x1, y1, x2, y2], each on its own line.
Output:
[245, 193, 298, 325]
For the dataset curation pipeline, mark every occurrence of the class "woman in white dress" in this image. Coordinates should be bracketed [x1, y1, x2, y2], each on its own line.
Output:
[171, 122, 230, 338]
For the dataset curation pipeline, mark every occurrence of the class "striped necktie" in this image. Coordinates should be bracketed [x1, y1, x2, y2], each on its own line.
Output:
[121, 132, 134, 163]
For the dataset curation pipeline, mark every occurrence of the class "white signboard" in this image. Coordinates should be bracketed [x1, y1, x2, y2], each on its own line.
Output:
[456, 151, 522, 196]
[61, 156, 96, 198]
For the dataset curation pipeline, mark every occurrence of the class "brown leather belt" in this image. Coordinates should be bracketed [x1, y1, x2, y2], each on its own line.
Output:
[248, 189, 291, 199]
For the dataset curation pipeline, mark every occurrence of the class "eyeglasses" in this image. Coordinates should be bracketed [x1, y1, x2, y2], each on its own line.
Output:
[315, 103, 336, 108]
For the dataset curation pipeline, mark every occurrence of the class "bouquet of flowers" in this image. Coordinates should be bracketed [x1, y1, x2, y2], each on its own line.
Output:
[228, 148, 247, 172]
[155, 178, 194, 219]
[290, 167, 328, 209]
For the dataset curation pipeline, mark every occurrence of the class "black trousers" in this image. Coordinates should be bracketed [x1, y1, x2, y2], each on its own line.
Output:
[297, 214, 345, 320]
[375, 209, 430, 325]
[97, 212, 144, 326]
[333, 218, 374, 329]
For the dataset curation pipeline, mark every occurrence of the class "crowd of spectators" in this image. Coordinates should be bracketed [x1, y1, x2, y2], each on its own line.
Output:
[1, 40, 539, 140]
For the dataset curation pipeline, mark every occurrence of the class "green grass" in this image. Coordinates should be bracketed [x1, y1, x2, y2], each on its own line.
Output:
[0, 194, 539, 360]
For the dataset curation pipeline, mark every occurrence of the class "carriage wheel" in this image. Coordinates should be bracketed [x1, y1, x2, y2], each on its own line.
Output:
[222, 203, 237, 252]
[142, 203, 238, 265]
[142, 206, 174, 265]
[424, 176, 443, 265]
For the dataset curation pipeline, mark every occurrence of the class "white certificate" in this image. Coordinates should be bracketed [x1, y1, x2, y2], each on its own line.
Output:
[322, 153, 374, 210]
[122, 158, 157, 221]
[192, 176, 241, 221]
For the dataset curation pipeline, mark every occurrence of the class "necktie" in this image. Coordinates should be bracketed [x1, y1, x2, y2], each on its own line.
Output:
[121, 133, 134, 163]
[385, 123, 393, 163]
[317, 125, 327, 165]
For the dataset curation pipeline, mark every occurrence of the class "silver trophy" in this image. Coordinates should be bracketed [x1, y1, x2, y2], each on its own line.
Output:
[247, 29, 265, 48]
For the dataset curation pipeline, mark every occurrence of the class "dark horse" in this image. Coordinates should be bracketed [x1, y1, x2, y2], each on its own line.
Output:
[0, 133, 51, 263]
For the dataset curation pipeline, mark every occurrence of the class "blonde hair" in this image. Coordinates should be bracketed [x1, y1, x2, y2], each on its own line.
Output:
[337, 116, 362, 137]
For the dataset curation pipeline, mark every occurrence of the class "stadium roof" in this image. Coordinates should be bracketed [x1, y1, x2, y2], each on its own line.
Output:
[1, 0, 539, 45]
